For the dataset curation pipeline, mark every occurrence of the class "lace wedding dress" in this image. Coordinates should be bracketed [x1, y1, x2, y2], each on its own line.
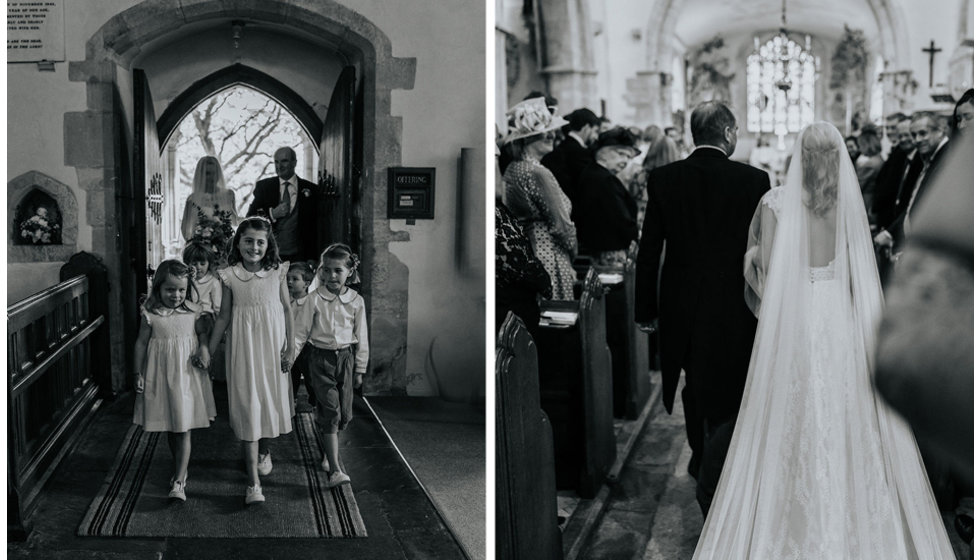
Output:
[693, 123, 954, 559]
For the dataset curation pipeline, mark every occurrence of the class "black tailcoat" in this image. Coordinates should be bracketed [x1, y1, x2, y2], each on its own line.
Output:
[635, 148, 770, 421]
[542, 136, 593, 209]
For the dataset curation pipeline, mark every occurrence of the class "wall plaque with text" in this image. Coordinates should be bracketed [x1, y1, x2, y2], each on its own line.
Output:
[388, 167, 435, 220]
[7, 0, 65, 63]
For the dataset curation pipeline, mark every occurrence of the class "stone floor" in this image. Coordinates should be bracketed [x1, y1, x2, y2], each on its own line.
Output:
[576, 375, 972, 560]
[8, 386, 470, 559]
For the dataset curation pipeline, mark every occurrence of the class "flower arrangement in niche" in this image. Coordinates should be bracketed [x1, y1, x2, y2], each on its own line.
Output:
[19, 206, 61, 244]
[189, 204, 236, 264]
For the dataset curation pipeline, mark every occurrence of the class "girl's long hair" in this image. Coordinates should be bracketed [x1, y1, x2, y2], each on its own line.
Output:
[143, 260, 197, 313]
[226, 217, 281, 270]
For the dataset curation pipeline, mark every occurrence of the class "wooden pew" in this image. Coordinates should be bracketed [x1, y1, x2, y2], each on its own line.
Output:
[7, 274, 107, 539]
[496, 312, 562, 560]
[537, 268, 616, 498]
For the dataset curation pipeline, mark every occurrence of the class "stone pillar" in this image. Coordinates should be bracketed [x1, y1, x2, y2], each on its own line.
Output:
[624, 70, 675, 127]
[880, 70, 918, 115]
[538, 0, 598, 110]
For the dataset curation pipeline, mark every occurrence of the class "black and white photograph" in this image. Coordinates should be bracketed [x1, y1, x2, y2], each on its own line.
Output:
[495, 0, 973, 558]
[5, 0, 976, 559]
[7, 1, 485, 559]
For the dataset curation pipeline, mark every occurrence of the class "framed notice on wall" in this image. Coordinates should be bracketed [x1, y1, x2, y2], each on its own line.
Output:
[7, 0, 65, 63]
[388, 167, 435, 220]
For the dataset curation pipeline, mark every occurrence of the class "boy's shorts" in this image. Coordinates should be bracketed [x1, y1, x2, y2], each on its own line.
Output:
[307, 346, 354, 434]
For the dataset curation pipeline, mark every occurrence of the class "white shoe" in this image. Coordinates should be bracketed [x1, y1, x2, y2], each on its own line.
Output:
[245, 485, 265, 505]
[168, 479, 187, 502]
[257, 452, 273, 476]
[326, 471, 351, 488]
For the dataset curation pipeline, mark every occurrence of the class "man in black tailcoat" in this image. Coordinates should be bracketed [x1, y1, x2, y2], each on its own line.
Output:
[634, 101, 769, 516]
[541, 108, 600, 209]
[247, 147, 321, 262]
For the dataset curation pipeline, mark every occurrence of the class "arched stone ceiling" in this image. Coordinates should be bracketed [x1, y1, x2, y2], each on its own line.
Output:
[672, 0, 880, 48]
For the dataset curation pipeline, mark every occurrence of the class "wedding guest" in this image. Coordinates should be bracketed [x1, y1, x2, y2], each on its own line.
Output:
[845, 135, 861, 165]
[951, 88, 974, 138]
[871, 114, 913, 229]
[495, 144, 552, 335]
[632, 127, 681, 227]
[246, 147, 320, 262]
[874, 111, 950, 258]
[574, 127, 640, 265]
[499, 91, 560, 173]
[541, 107, 600, 207]
[503, 97, 578, 301]
[181, 156, 238, 242]
[855, 129, 884, 213]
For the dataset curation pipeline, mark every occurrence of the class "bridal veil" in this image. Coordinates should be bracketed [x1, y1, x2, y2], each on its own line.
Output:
[693, 122, 954, 559]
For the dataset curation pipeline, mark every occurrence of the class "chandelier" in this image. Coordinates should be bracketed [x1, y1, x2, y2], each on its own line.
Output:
[752, 0, 813, 93]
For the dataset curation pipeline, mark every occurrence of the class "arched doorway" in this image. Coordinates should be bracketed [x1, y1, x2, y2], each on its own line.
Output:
[66, 0, 417, 393]
[146, 77, 319, 268]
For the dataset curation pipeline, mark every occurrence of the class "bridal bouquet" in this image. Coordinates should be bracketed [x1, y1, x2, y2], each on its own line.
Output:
[190, 205, 236, 262]
[19, 208, 60, 244]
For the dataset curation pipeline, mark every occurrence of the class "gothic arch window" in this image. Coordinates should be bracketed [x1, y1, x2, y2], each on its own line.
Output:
[747, 34, 817, 136]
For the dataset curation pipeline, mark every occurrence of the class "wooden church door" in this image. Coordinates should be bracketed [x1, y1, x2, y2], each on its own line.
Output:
[317, 66, 358, 253]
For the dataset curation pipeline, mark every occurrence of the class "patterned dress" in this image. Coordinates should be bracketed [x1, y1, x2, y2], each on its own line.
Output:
[218, 263, 294, 441]
[133, 304, 216, 432]
[495, 202, 552, 331]
[503, 158, 578, 300]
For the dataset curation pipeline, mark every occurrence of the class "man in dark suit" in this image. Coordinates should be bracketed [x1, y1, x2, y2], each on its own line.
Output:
[870, 114, 914, 229]
[573, 127, 639, 261]
[247, 147, 321, 262]
[541, 108, 600, 210]
[874, 111, 951, 262]
[634, 101, 770, 516]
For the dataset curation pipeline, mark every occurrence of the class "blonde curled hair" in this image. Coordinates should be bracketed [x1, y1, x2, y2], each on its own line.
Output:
[799, 124, 840, 218]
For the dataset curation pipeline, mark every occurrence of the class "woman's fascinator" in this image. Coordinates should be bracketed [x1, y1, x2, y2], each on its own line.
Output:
[504, 97, 569, 144]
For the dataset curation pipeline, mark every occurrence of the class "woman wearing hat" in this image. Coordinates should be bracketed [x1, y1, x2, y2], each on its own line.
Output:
[502, 97, 578, 301]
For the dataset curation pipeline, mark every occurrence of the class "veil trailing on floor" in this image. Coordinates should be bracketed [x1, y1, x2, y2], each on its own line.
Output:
[693, 122, 954, 558]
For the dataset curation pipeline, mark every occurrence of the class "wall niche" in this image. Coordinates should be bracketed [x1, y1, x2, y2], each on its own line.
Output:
[8, 171, 78, 262]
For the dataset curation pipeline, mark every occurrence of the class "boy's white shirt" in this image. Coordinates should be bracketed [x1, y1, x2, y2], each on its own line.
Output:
[292, 285, 369, 373]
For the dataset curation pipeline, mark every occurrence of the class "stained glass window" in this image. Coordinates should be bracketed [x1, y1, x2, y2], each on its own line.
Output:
[747, 34, 817, 134]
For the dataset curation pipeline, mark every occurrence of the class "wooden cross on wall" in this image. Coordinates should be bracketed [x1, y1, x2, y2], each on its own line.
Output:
[922, 40, 942, 87]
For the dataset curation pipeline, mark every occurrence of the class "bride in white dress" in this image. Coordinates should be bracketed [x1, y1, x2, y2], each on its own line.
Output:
[693, 122, 954, 559]
[180, 155, 239, 241]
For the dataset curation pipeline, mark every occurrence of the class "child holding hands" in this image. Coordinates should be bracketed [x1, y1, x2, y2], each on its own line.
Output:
[294, 243, 368, 488]
[133, 260, 216, 502]
[203, 217, 294, 505]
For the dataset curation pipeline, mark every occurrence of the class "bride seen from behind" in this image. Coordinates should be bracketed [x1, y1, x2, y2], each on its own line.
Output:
[694, 122, 954, 558]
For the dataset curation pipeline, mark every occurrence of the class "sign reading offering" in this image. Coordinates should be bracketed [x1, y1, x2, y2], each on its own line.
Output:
[388, 167, 435, 220]
[7, 1, 65, 63]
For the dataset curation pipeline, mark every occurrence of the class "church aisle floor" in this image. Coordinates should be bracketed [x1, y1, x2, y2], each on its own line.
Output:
[579, 374, 972, 560]
[7, 384, 468, 560]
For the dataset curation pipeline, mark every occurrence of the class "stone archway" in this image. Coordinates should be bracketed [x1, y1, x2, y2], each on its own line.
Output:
[66, 0, 417, 393]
